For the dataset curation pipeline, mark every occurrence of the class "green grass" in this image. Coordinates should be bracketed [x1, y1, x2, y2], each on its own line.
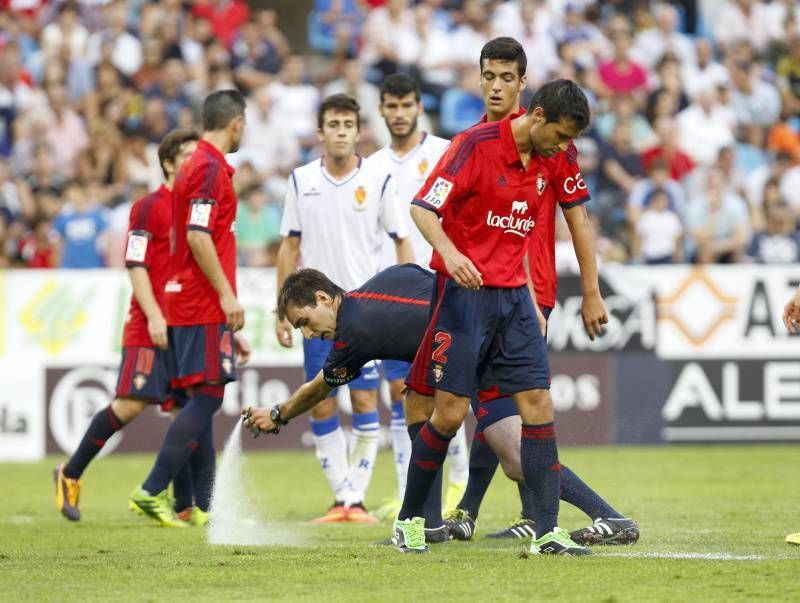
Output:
[3, 445, 800, 602]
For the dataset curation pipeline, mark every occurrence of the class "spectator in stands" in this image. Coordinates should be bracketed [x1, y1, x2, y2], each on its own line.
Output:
[682, 38, 730, 100]
[685, 167, 750, 264]
[597, 27, 649, 98]
[413, 3, 458, 93]
[323, 59, 388, 146]
[645, 52, 690, 126]
[593, 94, 655, 150]
[86, 0, 143, 77]
[268, 55, 321, 154]
[438, 68, 484, 138]
[593, 119, 643, 238]
[492, 0, 559, 90]
[629, 157, 686, 224]
[729, 60, 782, 127]
[18, 212, 56, 268]
[551, 2, 606, 70]
[119, 125, 161, 192]
[747, 201, 800, 263]
[41, 1, 88, 61]
[308, 0, 362, 58]
[631, 187, 684, 264]
[45, 80, 89, 178]
[232, 21, 282, 93]
[776, 34, 800, 118]
[191, 0, 251, 49]
[713, 0, 781, 56]
[631, 2, 695, 69]
[234, 85, 300, 181]
[677, 86, 736, 166]
[237, 186, 282, 267]
[361, 0, 420, 78]
[52, 179, 110, 268]
[642, 115, 695, 182]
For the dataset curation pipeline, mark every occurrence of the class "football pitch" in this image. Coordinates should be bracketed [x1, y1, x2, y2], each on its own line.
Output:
[3, 445, 800, 602]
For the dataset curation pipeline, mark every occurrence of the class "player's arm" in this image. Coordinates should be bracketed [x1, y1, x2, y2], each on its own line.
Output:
[563, 204, 607, 340]
[186, 229, 244, 331]
[275, 171, 302, 348]
[410, 135, 482, 289]
[522, 253, 547, 336]
[243, 371, 333, 433]
[128, 268, 167, 349]
[275, 235, 300, 347]
[394, 236, 414, 264]
[125, 207, 167, 348]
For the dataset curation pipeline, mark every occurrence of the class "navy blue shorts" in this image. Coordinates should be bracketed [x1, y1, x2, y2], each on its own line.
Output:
[471, 306, 553, 432]
[168, 323, 237, 389]
[303, 337, 381, 395]
[407, 275, 550, 398]
[383, 359, 412, 382]
[116, 346, 172, 404]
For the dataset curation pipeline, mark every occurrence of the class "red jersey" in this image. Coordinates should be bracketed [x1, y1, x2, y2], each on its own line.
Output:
[165, 139, 238, 326]
[413, 119, 545, 288]
[479, 108, 590, 308]
[122, 185, 173, 347]
[533, 142, 590, 309]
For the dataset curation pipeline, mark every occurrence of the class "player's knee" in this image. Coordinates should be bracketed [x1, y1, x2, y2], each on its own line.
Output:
[111, 398, 147, 423]
[515, 389, 553, 422]
[389, 379, 405, 402]
[430, 402, 469, 436]
[350, 389, 378, 414]
[310, 396, 338, 420]
[499, 455, 524, 482]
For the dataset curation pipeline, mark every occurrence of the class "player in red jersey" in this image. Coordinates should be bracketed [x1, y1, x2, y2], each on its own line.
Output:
[130, 90, 252, 527]
[441, 39, 637, 547]
[54, 129, 200, 523]
[392, 79, 592, 555]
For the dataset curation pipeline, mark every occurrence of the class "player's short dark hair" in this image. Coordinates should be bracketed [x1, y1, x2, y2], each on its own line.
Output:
[201, 89, 246, 132]
[380, 74, 421, 103]
[157, 128, 200, 179]
[318, 93, 361, 130]
[479, 37, 527, 78]
[528, 79, 590, 131]
[277, 269, 345, 321]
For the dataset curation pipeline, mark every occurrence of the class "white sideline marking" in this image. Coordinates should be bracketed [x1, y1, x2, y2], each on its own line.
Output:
[598, 552, 799, 561]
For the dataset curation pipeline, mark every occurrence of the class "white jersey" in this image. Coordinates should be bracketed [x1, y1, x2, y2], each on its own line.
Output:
[281, 156, 408, 290]
[369, 132, 450, 269]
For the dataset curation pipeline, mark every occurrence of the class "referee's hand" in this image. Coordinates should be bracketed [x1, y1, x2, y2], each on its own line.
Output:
[443, 250, 483, 290]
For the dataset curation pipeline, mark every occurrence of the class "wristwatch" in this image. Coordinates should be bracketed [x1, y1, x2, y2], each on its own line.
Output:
[270, 404, 289, 426]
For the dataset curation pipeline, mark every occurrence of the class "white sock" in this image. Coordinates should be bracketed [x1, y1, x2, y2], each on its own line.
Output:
[310, 417, 351, 503]
[446, 424, 469, 486]
[346, 410, 380, 506]
[389, 401, 411, 500]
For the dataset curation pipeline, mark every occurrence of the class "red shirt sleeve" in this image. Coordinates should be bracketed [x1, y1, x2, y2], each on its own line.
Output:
[185, 158, 223, 234]
[549, 142, 591, 209]
[412, 131, 479, 216]
[125, 195, 159, 268]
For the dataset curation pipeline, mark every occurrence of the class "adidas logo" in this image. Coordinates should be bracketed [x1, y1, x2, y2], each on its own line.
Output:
[496, 176, 507, 186]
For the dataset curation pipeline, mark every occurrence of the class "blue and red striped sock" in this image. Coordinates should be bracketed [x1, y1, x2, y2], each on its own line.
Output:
[520, 422, 561, 538]
[406, 421, 445, 528]
[398, 421, 452, 521]
[63, 406, 124, 479]
[190, 421, 216, 512]
[560, 464, 621, 520]
[142, 384, 224, 495]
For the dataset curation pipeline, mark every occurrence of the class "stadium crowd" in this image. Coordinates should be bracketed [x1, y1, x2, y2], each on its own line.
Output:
[1, 0, 800, 268]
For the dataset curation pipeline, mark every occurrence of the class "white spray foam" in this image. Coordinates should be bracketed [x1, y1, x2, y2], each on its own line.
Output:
[207, 422, 301, 546]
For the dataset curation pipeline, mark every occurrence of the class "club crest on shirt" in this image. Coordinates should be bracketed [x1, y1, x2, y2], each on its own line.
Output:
[354, 185, 367, 211]
[133, 374, 147, 390]
[432, 364, 444, 383]
[536, 172, 546, 195]
[418, 158, 428, 176]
